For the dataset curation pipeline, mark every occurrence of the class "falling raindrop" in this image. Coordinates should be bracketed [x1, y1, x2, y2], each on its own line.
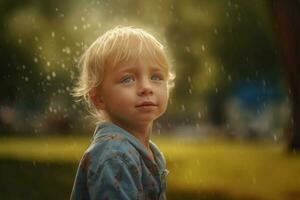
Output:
[226, 11, 230, 17]
[226, 123, 230, 129]
[62, 47, 71, 54]
[201, 45, 205, 52]
[181, 104, 185, 111]
[214, 28, 218, 35]
[197, 111, 202, 119]
[228, 74, 232, 81]
[185, 46, 190, 53]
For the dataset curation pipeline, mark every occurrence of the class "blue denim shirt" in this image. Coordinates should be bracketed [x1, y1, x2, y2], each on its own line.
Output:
[70, 122, 168, 200]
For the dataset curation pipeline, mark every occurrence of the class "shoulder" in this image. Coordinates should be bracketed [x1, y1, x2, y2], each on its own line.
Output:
[81, 133, 141, 173]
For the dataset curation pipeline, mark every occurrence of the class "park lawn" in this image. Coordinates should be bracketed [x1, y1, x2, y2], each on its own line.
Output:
[0, 136, 300, 200]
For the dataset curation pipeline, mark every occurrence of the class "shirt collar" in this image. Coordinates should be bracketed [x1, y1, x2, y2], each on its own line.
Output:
[93, 122, 166, 172]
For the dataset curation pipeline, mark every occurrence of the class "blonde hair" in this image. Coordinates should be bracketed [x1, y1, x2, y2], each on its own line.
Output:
[72, 26, 175, 122]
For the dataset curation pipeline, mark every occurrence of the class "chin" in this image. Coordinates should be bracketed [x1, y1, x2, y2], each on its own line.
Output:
[135, 116, 156, 124]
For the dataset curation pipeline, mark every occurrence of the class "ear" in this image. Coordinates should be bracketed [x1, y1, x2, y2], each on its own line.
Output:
[90, 89, 106, 110]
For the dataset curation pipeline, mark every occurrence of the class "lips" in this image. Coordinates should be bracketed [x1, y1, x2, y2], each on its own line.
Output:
[136, 101, 157, 107]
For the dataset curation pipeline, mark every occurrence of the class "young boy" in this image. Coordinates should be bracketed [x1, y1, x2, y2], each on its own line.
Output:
[70, 26, 175, 200]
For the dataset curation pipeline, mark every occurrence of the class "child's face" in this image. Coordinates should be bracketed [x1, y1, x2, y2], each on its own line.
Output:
[97, 56, 168, 128]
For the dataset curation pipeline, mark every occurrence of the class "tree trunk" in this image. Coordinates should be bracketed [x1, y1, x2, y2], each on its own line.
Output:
[271, 0, 300, 152]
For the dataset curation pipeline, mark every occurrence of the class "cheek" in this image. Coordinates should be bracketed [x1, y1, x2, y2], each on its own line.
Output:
[114, 88, 135, 105]
[157, 86, 168, 106]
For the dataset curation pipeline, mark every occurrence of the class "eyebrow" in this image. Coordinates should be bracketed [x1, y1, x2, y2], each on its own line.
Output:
[113, 64, 167, 74]
[112, 65, 136, 74]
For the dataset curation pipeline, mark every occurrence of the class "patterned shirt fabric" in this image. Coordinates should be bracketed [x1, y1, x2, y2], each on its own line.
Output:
[70, 122, 169, 200]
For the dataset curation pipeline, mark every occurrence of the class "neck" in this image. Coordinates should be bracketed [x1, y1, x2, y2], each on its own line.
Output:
[130, 123, 153, 149]
[110, 120, 153, 149]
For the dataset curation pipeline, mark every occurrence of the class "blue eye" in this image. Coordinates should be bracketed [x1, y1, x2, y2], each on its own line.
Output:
[151, 74, 164, 81]
[121, 76, 135, 84]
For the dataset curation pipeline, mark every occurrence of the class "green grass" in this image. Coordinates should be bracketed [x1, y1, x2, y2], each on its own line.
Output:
[0, 136, 300, 200]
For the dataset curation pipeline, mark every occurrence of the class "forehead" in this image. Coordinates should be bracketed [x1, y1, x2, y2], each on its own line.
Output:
[112, 56, 167, 73]
[107, 48, 168, 74]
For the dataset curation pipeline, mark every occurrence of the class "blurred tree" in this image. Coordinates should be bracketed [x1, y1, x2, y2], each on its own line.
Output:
[165, 0, 283, 127]
[0, 0, 289, 138]
[271, 0, 300, 152]
[0, 0, 75, 134]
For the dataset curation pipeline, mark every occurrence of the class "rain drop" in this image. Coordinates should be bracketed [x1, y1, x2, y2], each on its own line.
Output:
[214, 28, 218, 35]
[181, 104, 185, 111]
[201, 45, 205, 52]
[197, 112, 202, 118]
[228, 75, 232, 81]
[226, 12, 230, 17]
[62, 47, 71, 54]
[185, 46, 190, 53]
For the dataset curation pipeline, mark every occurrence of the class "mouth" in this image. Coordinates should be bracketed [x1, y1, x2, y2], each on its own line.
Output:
[136, 101, 157, 107]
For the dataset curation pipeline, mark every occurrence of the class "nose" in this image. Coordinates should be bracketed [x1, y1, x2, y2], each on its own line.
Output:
[137, 78, 153, 96]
